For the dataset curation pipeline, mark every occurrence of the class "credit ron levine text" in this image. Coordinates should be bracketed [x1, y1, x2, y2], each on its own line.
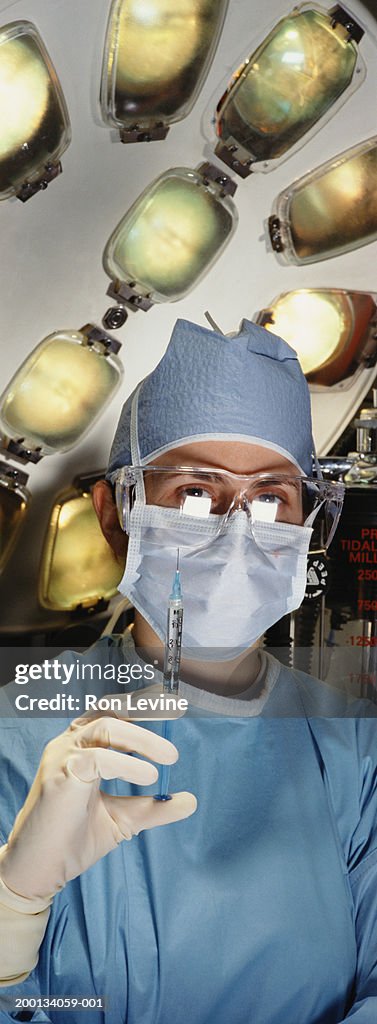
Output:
[13, 694, 188, 713]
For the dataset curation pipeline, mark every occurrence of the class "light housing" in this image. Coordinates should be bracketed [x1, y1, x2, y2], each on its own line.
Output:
[214, 4, 364, 177]
[103, 163, 237, 318]
[0, 326, 123, 462]
[255, 289, 377, 385]
[38, 473, 123, 611]
[268, 136, 377, 264]
[0, 20, 71, 201]
[101, 0, 229, 142]
[0, 461, 30, 574]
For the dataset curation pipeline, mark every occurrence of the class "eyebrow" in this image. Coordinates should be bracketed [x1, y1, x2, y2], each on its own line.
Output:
[145, 468, 227, 484]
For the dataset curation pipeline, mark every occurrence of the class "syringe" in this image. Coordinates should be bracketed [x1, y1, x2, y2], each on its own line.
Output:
[155, 551, 183, 802]
[163, 550, 183, 694]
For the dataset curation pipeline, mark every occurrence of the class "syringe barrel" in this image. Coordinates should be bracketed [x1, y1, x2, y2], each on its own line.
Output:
[163, 599, 183, 693]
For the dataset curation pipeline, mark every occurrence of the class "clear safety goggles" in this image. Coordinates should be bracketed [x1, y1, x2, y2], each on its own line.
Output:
[114, 465, 344, 549]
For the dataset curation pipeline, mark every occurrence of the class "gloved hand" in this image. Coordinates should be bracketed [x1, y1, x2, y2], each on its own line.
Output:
[0, 689, 196, 902]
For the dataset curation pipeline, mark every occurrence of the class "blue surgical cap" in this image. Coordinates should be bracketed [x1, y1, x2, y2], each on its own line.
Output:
[107, 318, 314, 478]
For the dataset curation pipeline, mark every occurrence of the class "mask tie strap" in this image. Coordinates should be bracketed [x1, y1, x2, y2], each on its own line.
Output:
[304, 501, 326, 530]
[130, 386, 146, 506]
[130, 386, 141, 462]
[305, 445, 326, 538]
[312, 439, 323, 481]
[100, 595, 133, 638]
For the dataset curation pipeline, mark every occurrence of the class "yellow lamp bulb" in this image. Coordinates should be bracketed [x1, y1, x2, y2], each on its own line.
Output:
[101, 0, 229, 135]
[115, 0, 200, 91]
[0, 332, 122, 453]
[105, 168, 236, 301]
[263, 292, 347, 374]
[0, 37, 49, 158]
[40, 493, 123, 610]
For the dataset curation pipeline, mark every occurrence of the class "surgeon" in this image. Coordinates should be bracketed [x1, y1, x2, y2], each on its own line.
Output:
[0, 318, 377, 1024]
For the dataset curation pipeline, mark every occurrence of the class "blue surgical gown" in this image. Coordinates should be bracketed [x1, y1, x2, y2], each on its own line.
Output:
[0, 635, 377, 1024]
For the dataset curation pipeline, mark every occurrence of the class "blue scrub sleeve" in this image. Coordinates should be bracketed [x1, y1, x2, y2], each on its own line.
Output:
[1, 1012, 51, 1023]
[334, 713, 377, 1022]
[337, 851, 377, 1020]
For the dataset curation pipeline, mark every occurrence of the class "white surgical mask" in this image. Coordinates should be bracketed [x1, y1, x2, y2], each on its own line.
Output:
[118, 502, 313, 661]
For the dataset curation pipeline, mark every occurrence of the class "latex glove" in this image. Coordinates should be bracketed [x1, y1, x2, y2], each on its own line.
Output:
[0, 689, 196, 902]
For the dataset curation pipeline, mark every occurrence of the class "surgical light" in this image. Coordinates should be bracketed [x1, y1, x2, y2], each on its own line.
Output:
[0, 327, 123, 462]
[268, 136, 377, 264]
[255, 289, 377, 385]
[39, 474, 123, 611]
[214, 4, 364, 177]
[0, 21, 71, 201]
[0, 462, 30, 574]
[101, 0, 229, 142]
[103, 163, 237, 326]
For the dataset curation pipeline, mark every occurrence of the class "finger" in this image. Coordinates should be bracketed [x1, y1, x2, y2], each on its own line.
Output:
[71, 716, 178, 765]
[66, 748, 159, 785]
[102, 791, 197, 838]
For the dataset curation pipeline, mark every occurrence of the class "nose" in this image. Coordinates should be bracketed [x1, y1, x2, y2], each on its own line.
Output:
[225, 493, 251, 518]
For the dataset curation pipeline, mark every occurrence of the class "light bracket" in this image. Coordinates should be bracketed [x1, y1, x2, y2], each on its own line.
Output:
[197, 161, 238, 197]
[17, 161, 62, 203]
[329, 5, 364, 43]
[80, 324, 122, 355]
[213, 140, 254, 179]
[0, 460, 29, 487]
[2, 438, 43, 464]
[268, 216, 284, 253]
[102, 283, 153, 329]
[119, 123, 169, 144]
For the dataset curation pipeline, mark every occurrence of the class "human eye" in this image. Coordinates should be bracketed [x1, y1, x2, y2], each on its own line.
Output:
[256, 491, 282, 505]
[181, 484, 212, 500]
[179, 480, 217, 515]
[250, 477, 303, 523]
[251, 479, 286, 506]
[146, 471, 216, 511]
[178, 472, 227, 515]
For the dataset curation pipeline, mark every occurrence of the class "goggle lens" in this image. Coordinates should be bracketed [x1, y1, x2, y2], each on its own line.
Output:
[114, 466, 344, 549]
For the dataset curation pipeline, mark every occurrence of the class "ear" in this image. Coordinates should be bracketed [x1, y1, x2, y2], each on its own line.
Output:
[92, 480, 127, 560]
